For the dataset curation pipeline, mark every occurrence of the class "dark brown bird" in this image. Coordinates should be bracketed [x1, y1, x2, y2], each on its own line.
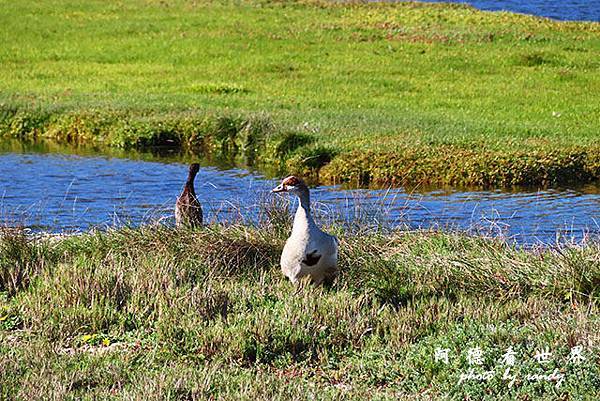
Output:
[175, 163, 203, 228]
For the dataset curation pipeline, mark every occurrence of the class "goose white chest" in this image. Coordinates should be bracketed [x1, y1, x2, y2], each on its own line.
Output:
[280, 196, 338, 285]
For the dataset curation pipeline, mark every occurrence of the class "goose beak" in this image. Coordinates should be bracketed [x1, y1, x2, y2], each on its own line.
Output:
[272, 184, 285, 193]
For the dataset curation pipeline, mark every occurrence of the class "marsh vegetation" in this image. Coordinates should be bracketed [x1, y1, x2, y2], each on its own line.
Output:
[1, 220, 599, 399]
[1, 0, 599, 187]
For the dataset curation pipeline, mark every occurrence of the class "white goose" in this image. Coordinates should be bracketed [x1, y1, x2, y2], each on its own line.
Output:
[272, 176, 339, 285]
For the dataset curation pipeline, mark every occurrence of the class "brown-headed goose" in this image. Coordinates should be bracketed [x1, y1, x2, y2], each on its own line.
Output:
[175, 163, 203, 228]
[272, 176, 339, 285]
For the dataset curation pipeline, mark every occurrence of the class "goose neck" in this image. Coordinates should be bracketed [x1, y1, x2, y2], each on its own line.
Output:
[298, 191, 310, 212]
[186, 173, 196, 191]
[294, 191, 315, 230]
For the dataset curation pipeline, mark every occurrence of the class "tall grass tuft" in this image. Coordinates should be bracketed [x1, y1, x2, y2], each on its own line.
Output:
[0, 227, 55, 296]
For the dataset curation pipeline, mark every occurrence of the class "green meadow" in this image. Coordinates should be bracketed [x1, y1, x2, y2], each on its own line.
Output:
[1, 0, 599, 187]
[1, 2, 599, 398]
[1, 223, 599, 399]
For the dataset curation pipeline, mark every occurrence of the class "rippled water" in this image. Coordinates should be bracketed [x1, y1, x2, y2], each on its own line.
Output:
[1, 147, 598, 246]
[421, 1, 600, 22]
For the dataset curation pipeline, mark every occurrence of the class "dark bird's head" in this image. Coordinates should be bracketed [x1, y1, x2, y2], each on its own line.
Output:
[185, 163, 200, 187]
[272, 176, 308, 195]
[189, 163, 200, 176]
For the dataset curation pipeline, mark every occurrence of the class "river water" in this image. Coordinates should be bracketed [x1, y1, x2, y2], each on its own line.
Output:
[1, 145, 598, 246]
[421, 1, 600, 22]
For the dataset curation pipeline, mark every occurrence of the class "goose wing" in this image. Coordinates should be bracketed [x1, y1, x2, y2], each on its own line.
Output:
[302, 233, 338, 267]
[302, 249, 322, 266]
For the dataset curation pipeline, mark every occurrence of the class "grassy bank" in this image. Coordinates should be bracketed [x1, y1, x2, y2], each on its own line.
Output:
[1, 0, 599, 187]
[1, 221, 599, 399]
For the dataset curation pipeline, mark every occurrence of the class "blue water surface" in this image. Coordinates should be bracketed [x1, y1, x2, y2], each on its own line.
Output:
[423, 0, 600, 22]
[1, 151, 598, 246]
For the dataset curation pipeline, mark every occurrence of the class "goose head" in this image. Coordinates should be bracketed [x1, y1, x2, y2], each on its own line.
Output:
[189, 163, 200, 177]
[272, 176, 308, 196]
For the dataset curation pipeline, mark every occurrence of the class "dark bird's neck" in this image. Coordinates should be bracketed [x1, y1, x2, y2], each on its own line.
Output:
[185, 170, 197, 193]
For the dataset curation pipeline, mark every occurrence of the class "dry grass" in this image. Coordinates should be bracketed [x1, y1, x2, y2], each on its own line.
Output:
[1, 220, 599, 399]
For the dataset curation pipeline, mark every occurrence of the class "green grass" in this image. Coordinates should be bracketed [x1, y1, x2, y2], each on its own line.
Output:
[1, 0, 599, 187]
[2, 3, 599, 397]
[1, 219, 599, 399]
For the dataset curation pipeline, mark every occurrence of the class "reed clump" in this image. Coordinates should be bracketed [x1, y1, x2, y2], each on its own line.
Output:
[320, 146, 600, 187]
